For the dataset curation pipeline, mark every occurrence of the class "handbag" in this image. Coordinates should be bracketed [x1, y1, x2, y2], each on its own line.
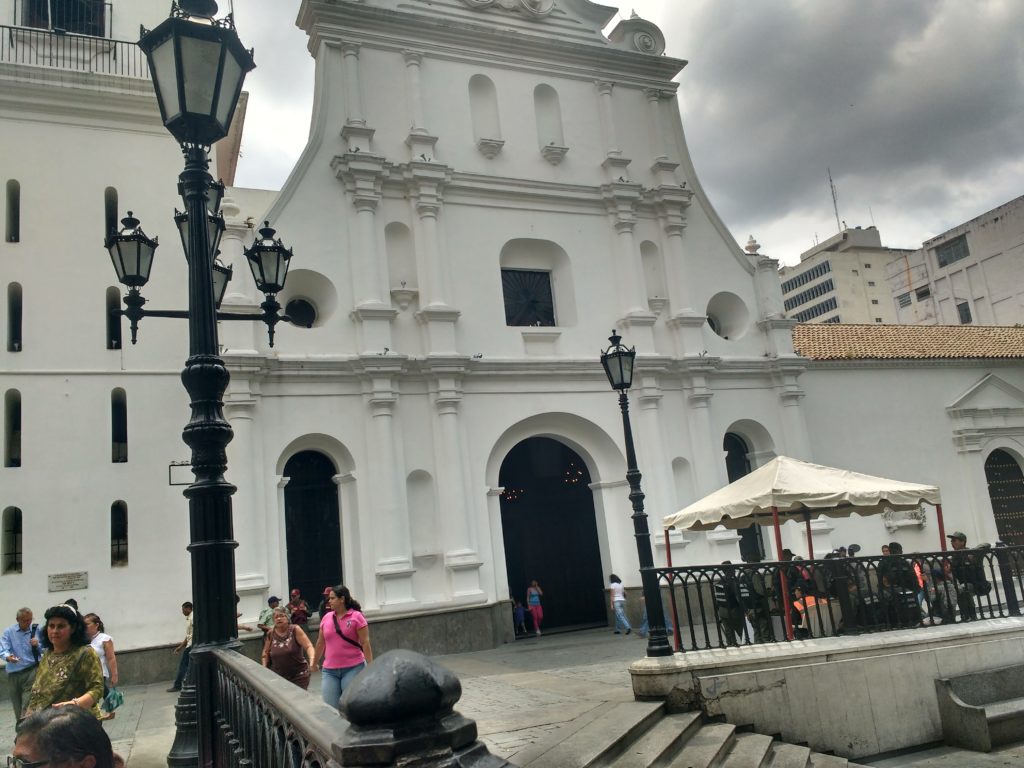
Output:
[104, 686, 124, 712]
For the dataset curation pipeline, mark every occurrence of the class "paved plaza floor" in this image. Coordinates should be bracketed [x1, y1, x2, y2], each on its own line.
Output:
[2, 628, 1021, 766]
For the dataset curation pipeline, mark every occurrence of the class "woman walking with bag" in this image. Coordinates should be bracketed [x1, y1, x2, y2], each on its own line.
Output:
[313, 585, 373, 709]
[261, 607, 315, 689]
[83, 613, 119, 719]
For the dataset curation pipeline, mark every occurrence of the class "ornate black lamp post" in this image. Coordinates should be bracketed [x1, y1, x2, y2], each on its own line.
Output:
[600, 331, 673, 658]
[103, 2, 299, 764]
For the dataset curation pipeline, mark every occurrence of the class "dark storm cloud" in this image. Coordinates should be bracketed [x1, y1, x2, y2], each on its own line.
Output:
[656, 0, 1024, 255]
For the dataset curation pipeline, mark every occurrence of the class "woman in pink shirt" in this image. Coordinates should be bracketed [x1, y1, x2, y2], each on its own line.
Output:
[313, 584, 373, 708]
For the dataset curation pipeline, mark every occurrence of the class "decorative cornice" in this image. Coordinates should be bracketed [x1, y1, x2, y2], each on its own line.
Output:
[458, 0, 556, 18]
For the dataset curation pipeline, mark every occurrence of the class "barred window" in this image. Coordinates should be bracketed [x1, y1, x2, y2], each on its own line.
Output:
[22, 0, 106, 37]
[935, 234, 969, 268]
[2, 507, 21, 574]
[110, 501, 128, 566]
[897, 293, 911, 308]
[915, 285, 931, 300]
[111, 388, 127, 463]
[957, 301, 972, 325]
[501, 269, 555, 326]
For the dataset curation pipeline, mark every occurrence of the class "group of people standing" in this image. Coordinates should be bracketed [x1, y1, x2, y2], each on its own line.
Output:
[2, 602, 119, 725]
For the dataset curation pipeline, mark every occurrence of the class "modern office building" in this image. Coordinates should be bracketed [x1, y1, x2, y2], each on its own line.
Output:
[778, 227, 913, 324]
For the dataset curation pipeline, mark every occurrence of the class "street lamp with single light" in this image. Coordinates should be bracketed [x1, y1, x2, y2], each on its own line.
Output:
[600, 331, 673, 658]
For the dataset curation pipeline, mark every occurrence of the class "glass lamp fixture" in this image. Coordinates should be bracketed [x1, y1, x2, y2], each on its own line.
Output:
[174, 208, 225, 262]
[139, 0, 255, 147]
[600, 331, 636, 391]
[244, 222, 293, 295]
[212, 256, 232, 309]
[106, 212, 159, 289]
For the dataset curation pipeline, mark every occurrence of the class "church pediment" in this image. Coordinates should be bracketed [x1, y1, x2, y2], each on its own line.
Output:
[947, 373, 1024, 415]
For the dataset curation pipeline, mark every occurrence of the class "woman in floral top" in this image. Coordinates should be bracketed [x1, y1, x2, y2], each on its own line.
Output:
[24, 604, 103, 719]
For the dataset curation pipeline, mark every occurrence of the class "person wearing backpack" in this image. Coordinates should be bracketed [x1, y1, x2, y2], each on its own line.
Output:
[313, 585, 373, 709]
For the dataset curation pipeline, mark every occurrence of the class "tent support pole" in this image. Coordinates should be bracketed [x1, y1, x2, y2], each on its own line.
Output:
[664, 528, 682, 652]
[803, 511, 814, 560]
[936, 503, 947, 551]
[772, 506, 794, 641]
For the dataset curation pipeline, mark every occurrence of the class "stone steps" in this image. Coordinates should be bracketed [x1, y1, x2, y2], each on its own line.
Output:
[520, 701, 870, 768]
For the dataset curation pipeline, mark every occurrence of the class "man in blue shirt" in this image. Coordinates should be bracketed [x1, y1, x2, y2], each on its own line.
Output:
[1, 607, 41, 721]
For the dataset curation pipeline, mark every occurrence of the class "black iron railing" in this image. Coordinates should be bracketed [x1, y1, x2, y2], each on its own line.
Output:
[1, 24, 146, 77]
[656, 544, 1024, 652]
[212, 649, 345, 767]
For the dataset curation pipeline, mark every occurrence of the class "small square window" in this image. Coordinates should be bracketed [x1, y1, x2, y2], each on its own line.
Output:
[871, 299, 879, 305]
[875, 318, 883, 323]
[502, 269, 555, 326]
[864, 263, 872, 268]
[915, 285, 931, 300]
[867, 281, 876, 287]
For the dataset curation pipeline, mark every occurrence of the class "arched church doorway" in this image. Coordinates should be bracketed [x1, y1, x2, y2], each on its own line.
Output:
[985, 449, 1024, 546]
[283, 451, 342, 602]
[499, 437, 605, 631]
[724, 433, 765, 561]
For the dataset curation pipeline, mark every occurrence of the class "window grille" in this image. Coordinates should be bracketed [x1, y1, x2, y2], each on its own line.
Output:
[935, 234, 970, 268]
[2, 507, 22, 574]
[21, 0, 108, 38]
[501, 269, 555, 326]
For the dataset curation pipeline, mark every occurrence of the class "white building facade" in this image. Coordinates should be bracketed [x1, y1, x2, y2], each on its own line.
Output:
[884, 195, 1024, 326]
[778, 226, 911, 324]
[3, 0, 1024, 657]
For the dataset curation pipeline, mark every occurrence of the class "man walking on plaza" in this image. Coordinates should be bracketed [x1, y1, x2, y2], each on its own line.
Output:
[167, 601, 193, 692]
[1, 607, 41, 721]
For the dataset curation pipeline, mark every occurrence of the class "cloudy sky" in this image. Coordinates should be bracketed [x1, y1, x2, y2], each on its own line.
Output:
[230, 0, 1024, 265]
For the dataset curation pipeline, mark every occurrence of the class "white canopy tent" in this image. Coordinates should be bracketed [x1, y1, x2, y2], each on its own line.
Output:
[662, 456, 945, 641]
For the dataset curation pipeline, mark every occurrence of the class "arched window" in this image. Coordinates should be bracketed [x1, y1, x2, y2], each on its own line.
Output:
[2, 507, 21, 574]
[106, 287, 122, 349]
[103, 187, 118, 239]
[7, 283, 22, 352]
[5, 180, 19, 243]
[111, 388, 127, 463]
[4, 390, 21, 468]
[110, 501, 128, 566]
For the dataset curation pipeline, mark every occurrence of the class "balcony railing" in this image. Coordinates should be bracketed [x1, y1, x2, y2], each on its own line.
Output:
[1, 24, 147, 78]
[656, 544, 1024, 652]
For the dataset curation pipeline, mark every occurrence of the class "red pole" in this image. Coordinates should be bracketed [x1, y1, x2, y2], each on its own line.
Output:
[936, 503, 947, 551]
[804, 513, 815, 560]
[664, 528, 673, 567]
[772, 506, 794, 641]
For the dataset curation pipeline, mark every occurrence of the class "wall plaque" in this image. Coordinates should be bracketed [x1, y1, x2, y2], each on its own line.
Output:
[48, 571, 88, 593]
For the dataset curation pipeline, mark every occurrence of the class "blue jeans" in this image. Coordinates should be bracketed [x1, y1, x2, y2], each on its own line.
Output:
[172, 647, 190, 689]
[613, 600, 631, 632]
[320, 662, 367, 709]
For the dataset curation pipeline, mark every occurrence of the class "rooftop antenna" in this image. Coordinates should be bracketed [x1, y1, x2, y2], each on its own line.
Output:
[868, 205, 876, 227]
[827, 167, 841, 233]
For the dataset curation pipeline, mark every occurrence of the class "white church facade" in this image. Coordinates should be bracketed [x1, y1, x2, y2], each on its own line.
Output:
[2, 0, 1023, 656]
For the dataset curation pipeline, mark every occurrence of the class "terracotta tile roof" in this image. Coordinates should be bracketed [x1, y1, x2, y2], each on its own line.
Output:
[793, 324, 1024, 360]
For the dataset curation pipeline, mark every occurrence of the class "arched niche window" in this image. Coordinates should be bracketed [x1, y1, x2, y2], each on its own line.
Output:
[407, 470, 439, 559]
[534, 84, 567, 164]
[385, 222, 417, 303]
[111, 388, 127, 463]
[2, 507, 21, 574]
[105, 287, 122, 349]
[469, 74, 503, 157]
[103, 187, 118, 240]
[4, 390, 21, 468]
[110, 501, 128, 566]
[640, 240, 667, 305]
[7, 283, 22, 352]
[5, 180, 19, 243]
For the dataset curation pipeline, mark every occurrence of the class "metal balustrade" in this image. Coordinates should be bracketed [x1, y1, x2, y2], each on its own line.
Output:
[654, 544, 1024, 652]
[1, 24, 147, 78]
[212, 649, 343, 768]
